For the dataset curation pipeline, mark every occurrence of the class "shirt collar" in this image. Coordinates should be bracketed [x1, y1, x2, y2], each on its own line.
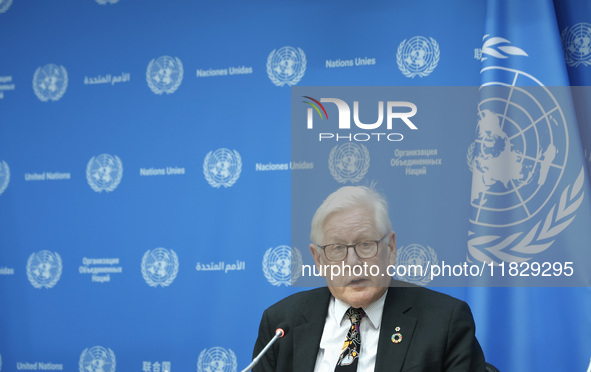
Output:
[332, 289, 388, 330]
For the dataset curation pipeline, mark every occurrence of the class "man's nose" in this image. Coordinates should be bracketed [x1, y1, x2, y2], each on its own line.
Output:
[345, 246, 362, 265]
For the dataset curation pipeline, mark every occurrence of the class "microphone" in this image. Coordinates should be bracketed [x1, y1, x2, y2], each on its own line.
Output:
[240, 323, 289, 372]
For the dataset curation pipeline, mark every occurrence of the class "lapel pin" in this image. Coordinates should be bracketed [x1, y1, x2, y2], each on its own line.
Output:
[391, 331, 403, 344]
[395, 327, 400, 332]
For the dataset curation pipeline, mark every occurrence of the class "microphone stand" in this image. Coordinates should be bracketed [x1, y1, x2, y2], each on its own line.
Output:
[240, 328, 285, 372]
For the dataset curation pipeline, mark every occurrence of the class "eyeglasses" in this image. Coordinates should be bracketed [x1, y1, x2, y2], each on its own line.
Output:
[318, 234, 388, 262]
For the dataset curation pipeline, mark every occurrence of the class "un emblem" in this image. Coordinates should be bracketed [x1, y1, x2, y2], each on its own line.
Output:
[197, 347, 237, 372]
[86, 154, 123, 193]
[33, 64, 68, 102]
[262, 245, 302, 286]
[79, 346, 116, 372]
[26, 251, 63, 289]
[0, 0, 13, 14]
[203, 148, 242, 188]
[396, 36, 440, 78]
[561, 23, 591, 67]
[467, 83, 568, 228]
[467, 67, 584, 263]
[394, 244, 437, 286]
[0, 161, 9, 196]
[328, 143, 370, 184]
[146, 56, 184, 95]
[266, 46, 306, 87]
[141, 248, 179, 287]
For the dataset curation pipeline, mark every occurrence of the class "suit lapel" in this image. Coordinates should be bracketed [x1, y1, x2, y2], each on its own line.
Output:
[374, 288, 417, 372]
[293, 288, 332, 372]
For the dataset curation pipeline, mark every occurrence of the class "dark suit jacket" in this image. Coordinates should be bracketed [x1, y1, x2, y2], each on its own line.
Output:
[252, 286, 485, 371]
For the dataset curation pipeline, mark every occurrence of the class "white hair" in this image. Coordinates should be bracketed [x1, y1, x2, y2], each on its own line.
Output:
[310, 186, 392, 247]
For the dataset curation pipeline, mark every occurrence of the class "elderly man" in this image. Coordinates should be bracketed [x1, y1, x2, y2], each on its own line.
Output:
[252, 186, 485, 371]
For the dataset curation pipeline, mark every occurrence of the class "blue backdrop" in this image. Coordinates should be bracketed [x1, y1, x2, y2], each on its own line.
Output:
[1, 0, 590, 371]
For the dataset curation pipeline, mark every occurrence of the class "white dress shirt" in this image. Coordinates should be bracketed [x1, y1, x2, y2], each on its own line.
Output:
[313, 290, 388, 372]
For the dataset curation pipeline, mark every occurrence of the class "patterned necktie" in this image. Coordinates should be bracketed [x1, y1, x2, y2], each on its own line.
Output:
[335, 307, 366, 371]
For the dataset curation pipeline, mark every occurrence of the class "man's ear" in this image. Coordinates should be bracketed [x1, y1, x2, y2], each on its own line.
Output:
[388, 231, 396, 266]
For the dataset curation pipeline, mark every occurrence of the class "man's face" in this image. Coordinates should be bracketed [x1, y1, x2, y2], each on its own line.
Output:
[309, 207, 396, 308]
